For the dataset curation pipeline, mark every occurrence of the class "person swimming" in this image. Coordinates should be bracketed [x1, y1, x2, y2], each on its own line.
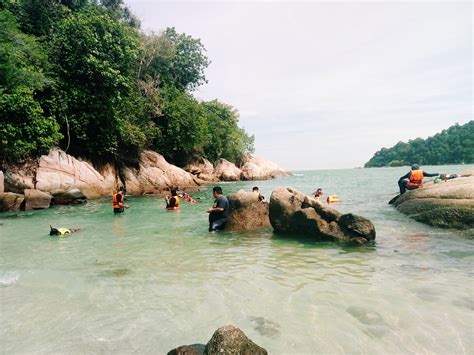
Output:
[49, 225, 81, 237]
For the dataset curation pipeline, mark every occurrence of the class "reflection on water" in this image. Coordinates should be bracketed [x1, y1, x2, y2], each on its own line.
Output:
[0, 165, 473, 354]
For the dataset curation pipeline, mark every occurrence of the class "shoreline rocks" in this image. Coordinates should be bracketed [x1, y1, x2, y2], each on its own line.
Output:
[168, 325, 267, 355]
[240, 154, 289, 180]
[269, 187, 376, 245]
[391, 170, 474, 230]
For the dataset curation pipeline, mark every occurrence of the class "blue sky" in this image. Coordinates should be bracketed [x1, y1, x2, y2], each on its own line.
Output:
[124, 1, 472, 170]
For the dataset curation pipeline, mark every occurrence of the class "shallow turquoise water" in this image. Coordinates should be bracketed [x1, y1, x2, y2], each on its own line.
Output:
[1, 165, 473, 354]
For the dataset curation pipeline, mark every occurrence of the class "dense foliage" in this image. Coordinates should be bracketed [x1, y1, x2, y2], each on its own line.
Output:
[365, 121, 474, 167]
[0, 0, 254, 166]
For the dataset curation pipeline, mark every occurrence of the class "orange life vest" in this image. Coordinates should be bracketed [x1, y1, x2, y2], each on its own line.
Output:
[113, 192, 123, 209]
[166, 196, 180, 210]
[407, 169, 424, 187]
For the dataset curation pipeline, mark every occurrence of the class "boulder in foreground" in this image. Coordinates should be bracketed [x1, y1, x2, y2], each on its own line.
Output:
[168, 325, 267, 355]
[269, 187, 376, 244]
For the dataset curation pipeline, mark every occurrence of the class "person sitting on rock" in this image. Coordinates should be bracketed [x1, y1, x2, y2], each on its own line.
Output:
[398, 164, 440, 194]
[207, 186, 229, 232]
[252, 186, 265, 202]
[166, 189, 180, 210]
[49, 225, 80, 237]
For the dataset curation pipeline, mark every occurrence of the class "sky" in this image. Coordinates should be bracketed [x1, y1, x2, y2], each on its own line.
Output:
[124, 0, 472, 170]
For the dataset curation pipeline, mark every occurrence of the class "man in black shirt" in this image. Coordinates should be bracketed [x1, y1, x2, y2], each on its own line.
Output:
[207, 186, 229, 232]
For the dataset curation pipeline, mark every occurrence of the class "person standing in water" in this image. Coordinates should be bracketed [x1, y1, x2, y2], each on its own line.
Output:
[398, 164, 440, 194]
[113, 186, 129, 214]
[165, 189, 180, 210]
[207, 186, 229, 232]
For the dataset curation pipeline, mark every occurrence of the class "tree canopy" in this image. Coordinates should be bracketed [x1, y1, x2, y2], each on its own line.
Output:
[365, 121, 474, 167]
[0, 0, 254, 166]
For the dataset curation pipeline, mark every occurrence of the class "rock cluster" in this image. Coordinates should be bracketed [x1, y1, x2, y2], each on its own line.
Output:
[168, 325, 267, 355]
[269, 187, 376, 245]
[391, 168, 474, 230]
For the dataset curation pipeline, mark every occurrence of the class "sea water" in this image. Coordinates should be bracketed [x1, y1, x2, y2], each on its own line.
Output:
[1, 165, 473, 354]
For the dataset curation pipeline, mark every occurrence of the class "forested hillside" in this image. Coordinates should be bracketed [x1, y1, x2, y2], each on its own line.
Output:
[365, 121, 474, 167]
[0, 0, 254, 167]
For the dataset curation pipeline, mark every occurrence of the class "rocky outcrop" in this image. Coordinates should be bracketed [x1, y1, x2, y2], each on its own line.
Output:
[205, 325, 267, 355]
[24, 189, 52, 210]
[184, 156, 217, 182]
[34, 149, 116, 198]
[124, 150, 199, 195]
[269, 187, 376, 244]
[0, 192, 25, 212]
[226, 190, 271, 230]
[214, 159, 242, 181]
[392, 174, 474, 230]
[240, 155, 289, 180]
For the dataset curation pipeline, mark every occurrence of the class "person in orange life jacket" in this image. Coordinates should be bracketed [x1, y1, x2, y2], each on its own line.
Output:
[398, 164, 439, 194]
[166, 189, 180, 210]
[113, 186, 129, 214]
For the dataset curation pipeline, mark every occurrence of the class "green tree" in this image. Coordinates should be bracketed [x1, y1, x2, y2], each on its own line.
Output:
[48, 4, 142, 161]
[365, 121, 474, 167]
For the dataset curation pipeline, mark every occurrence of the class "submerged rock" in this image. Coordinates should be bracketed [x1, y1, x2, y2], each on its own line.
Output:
[51, 188, 87, 205]
[392, 174, 474, 230]
[269, 187, 376, 244]
[169, 325, 267, 355]
[226, 190, 271, 231]
[0, 192, 25, 212]
[204, 325, 268, 355]
[214, 159, 242, 181]
[240, 154, 289, 180]
[24, 189, 52, 210]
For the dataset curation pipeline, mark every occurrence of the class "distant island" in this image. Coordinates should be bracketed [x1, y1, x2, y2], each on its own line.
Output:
[365, 121, 474, 167]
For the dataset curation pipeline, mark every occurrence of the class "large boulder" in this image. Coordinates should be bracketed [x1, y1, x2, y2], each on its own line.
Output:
[0, 192, 25, 212]
[51, 188, 87, 205]
[226, 190, 271, 230]
[240, 155, 289, 180]
[269, 187, 376, 244]
[184, 156, 217, 182]
[4, 171, 34, 194]
[124, 150, 199, 195]
[392, 175, 474, 230]
[214, 159, 242, 181]
[35, 149, 116, 198]
[24, 189, 52, 210]
[204, 325, 267, 355]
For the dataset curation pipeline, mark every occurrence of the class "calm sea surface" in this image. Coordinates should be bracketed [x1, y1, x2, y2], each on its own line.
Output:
[1, 165, 473, 354]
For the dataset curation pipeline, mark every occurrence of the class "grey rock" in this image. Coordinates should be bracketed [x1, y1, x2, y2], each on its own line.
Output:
[0, 192, 25, 212]
[226, 190, 270, 231]
[392, 175, 474, 229]
[24, 189, 52, 210]
[204, 325, 267, 355]
[52, 188, 87, 205]
[269, 187, 376, 244]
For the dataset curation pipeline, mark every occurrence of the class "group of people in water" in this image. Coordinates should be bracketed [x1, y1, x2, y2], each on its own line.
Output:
[50, 164, 446, 236]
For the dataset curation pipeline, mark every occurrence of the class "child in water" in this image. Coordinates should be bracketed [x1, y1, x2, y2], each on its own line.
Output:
[49, 225, 81, 237]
